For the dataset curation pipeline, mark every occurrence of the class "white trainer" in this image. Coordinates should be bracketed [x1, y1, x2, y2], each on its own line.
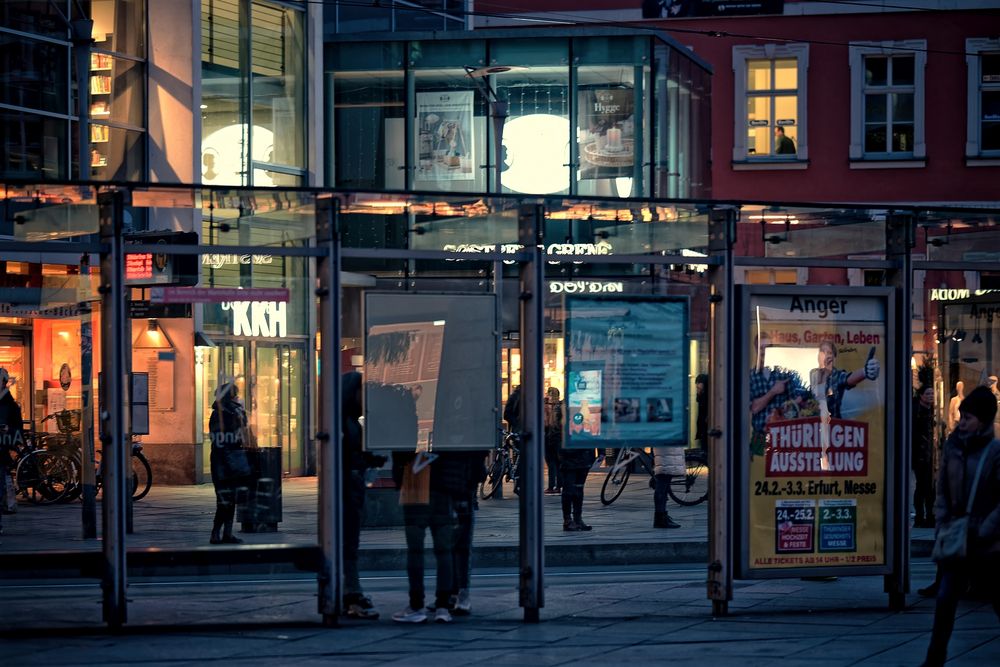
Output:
[392, 606, 428, 623]
[453, 588, 471, 616]
[433, 607, 453, 624]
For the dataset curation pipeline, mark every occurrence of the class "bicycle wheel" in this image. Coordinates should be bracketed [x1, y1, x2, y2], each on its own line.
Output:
[600, 450, 632, 506]
[15, 450, 76, 504]
[667, 449, 709, 507]
[480, 453, 504, 500]
[132, 452, 152, 501]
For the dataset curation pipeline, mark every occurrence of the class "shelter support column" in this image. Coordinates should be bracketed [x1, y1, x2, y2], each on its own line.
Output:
[98, 190, 128, 629]
[518, 203, 545, 623]
[316, 196, 344, 626]
[707, 206, 737, 617]
[885, 212, 915, 611]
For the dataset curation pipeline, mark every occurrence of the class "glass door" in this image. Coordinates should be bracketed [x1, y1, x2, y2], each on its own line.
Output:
[253, 342, 304, 475]
[0, 331, 31, 424]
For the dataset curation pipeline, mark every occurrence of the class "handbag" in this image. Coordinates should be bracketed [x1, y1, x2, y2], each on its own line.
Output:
[932, 441, 995, 563]
[398, 460, 430, 506]
[223, 448, 253, 480]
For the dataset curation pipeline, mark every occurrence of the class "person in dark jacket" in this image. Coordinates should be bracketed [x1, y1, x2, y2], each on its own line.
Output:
[392, 448, 466, 623]
[341, 371, 384, 620]
[544, 387, 562, 494]
[913, 384, 936, 527]
[560, 443, 596, 531]
[208, 379, 252, 545]
[923, 386, 1000, 666]
[0, 368, 24, 534]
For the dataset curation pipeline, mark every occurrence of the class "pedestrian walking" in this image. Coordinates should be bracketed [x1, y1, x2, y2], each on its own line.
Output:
[922, 386, 1000, 667]
[340, 371, 384, 620]
[208, 378, 253, 545]
[652, 447, 682, 529]
[544, 387, 562, 495]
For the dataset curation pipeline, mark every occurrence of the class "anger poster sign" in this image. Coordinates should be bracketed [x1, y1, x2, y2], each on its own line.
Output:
[739, 287, 891, 576]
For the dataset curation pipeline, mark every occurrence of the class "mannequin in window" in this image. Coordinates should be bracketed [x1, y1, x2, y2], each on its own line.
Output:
[947, 381, 964, 433]
[774, 126, 797, 155]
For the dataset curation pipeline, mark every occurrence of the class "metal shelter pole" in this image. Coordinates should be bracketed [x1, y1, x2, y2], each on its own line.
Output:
[885, 212, 914, 611]
[518, 203, 545, 623]
[707, 206, 737, 617]
[316, 197, 344, 626]
[98, 189, 128, 628]
[80, 253, 97, 539]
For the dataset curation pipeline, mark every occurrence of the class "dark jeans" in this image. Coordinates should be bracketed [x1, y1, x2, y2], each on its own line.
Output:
[402, 490, 455, 610]
[343, 470, 366, 596]
[544, 437, 561, 489]
[653, 473, 670, 513]
[453, 493, 475, 591]
[212, 477, 250, 533]
[913, 463, 934, 522]
[925, 556, 1000, 665]
[560, 468, 587, 521]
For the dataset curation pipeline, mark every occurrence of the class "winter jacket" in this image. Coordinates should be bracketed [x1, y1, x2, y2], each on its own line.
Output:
[653, 446, 685, 477]
[0, 393, 24, 462]
[912, 397, 935, 472]
[208, 395, 251, 485]
[559, 446, 596, 472]
[934, 427, 1000, 556]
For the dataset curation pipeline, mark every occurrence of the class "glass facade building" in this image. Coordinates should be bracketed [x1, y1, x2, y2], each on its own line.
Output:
[326, 27, 712, 198]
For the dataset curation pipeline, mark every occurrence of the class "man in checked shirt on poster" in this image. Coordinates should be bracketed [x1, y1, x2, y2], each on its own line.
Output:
[749, 332, 807, 457]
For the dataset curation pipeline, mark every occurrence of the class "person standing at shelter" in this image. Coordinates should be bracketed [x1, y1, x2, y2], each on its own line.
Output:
[208, 379, 252, 545]
[913, 384, 936, 528]
[340, 371, 384, 620]
[449, 450, 488, 616]
[652, 446, 682, 529]
[922, 386, 1000, 666]
[544, 387, 562, 495]
[560, 442, 596, 532]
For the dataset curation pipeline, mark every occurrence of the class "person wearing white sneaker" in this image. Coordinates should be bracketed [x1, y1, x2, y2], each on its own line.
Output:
[391, 606, 427, 624]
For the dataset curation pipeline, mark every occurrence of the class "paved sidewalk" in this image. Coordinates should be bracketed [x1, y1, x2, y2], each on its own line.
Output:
[1, 561, 997, 665]
[0, 471, 936, 570]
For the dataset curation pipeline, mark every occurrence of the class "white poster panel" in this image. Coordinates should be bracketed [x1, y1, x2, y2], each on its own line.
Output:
[414, 91, 476, 184]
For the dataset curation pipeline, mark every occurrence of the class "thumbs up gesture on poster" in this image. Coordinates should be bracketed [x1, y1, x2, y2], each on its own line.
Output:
[864, 356, 880, 381]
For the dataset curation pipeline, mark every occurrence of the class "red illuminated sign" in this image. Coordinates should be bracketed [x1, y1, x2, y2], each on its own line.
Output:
[125, 253, 154, 281]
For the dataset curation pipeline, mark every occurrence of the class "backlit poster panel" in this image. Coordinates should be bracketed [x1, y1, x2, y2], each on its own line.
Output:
[415, 91, 475, 185]
[564, 297, 687, 448]
[741, 288, 890, 575]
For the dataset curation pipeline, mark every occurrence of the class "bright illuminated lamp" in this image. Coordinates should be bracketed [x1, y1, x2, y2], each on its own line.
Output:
[501, 114, 570, 194]
[202, 124, 274, 186]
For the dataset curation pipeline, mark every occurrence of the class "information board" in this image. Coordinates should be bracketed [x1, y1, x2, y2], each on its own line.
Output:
[564, 296, 688, 448]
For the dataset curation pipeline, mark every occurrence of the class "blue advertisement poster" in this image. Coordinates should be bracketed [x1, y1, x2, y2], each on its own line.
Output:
[564, 297, 688, 448]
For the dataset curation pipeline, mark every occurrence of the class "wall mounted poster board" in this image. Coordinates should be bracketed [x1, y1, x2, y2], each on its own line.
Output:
[564, 296, 688, 448]
[739, 287, 893, 577]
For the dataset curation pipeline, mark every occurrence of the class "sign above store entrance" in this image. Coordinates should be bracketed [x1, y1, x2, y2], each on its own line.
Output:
[149, 287, 289, 304]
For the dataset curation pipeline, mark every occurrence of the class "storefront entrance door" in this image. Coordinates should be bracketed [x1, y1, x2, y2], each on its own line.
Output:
[0, 331, 30, 423]
[210, 340, 305, 477]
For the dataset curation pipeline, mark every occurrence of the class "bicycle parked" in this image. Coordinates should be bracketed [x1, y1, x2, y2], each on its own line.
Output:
[600, 446, 709, 507]
[480, 431, 521, 500]
[15, 409, 152, 503]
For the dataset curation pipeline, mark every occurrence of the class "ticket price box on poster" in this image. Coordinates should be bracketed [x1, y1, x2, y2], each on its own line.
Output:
[736, 286, 896, 578]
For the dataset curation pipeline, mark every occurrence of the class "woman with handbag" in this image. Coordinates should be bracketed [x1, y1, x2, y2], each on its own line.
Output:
[923, 386, 1000, 666]
[208, 379, 253, 545]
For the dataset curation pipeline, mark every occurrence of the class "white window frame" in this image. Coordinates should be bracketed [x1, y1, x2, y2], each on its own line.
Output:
[966, 38, 1000, 160]
[732, 43, 809, 164]
[849, 40, 926, 162]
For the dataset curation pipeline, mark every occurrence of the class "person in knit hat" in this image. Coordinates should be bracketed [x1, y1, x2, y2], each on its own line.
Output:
[922, 384, 1000, 666]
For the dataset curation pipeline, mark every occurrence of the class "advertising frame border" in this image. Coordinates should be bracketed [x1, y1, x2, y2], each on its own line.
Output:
[735, 285, 897, 579]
